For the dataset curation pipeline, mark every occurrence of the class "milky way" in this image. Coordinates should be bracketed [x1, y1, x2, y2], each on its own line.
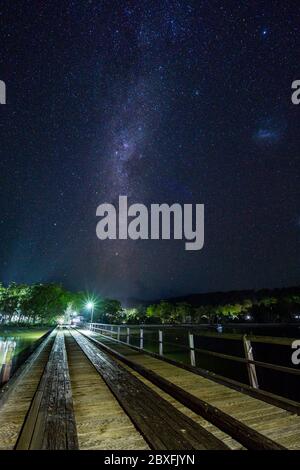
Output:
[103, 77, 162, 199]
[0, 1, 300, 300]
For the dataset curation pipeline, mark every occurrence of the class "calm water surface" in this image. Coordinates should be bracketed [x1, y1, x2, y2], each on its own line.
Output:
[0, 328, 50, 384]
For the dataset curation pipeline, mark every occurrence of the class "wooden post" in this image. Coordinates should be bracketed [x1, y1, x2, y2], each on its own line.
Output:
[117, 326, 120, 341]
[243, 334, 259, 389]
[189, 332, 196, 367]
[126, 327, 130, 344]
[140, 328, 144, 349]
[0, 364, 5, 385]
[159, 330, 163, 356]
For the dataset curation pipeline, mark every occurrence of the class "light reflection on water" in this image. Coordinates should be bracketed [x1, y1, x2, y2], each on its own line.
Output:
[0, 338, 17, 383]
[0, 329, 50, 384]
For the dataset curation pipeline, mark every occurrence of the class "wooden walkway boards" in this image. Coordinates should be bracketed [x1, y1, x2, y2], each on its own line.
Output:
[70, 329, 229, 450]
[0, 331, 55, 450]
[65, 331, 148, 450]
[1, 327, 299, 450]
[15, 330, 78, 450]
[84, 331, 300, 450]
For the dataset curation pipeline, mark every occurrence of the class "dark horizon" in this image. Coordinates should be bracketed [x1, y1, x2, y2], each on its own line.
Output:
[1, 1, 300, 300]
[119, 282, 300, 305]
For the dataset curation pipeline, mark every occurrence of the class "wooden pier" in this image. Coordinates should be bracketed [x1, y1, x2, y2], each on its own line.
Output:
[0, 327, 299, 450]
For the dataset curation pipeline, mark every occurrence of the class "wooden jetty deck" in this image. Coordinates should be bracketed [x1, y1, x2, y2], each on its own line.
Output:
[84, 330, 300, 450]
[65, 331, 148, 450]
[0, 326, 299, 450]
[0, 330, 56, 450]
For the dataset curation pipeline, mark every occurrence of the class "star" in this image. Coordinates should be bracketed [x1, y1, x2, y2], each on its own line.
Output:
[0, 1, 299, 301]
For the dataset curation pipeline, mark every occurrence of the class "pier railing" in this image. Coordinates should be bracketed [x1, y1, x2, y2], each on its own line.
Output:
[86, 322, 300, 390]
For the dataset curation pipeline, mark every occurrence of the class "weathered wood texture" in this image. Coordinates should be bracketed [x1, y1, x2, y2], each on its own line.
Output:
[65, 332, 148, 450]
[84, 331, 300, 450]
[80, 331, 285, 450]
[15, 330, 78, 450]
[71, 329, 229, 450]
[0, 333, 55, 449]
[90, 330, 300, 414]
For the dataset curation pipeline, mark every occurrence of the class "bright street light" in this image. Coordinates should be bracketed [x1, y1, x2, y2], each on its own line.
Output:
[86, 301, 95, 323]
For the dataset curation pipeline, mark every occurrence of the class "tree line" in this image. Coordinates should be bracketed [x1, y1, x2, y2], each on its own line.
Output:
[0, 283, 83, 325]
[95, 293, 300, 325]
[1, 282, 299, 326]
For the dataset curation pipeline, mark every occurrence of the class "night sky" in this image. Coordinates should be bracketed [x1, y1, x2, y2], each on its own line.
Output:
[0, 1, 300, 301]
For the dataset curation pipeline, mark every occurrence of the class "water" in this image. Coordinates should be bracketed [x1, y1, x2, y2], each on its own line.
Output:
[0, 327, 50, 384]
[92, 324, 300, 402]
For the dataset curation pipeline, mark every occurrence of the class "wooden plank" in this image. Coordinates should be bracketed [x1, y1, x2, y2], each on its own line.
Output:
[70, 329, 229, 450]
[90, 331, 300, 414]
[15, 329, 78, 450]
[121, 358, 243, 450]
[0, 336, 55, 450]
[107, 341, 300, 449]
[243, 335, 259, 388]
[80, 330, 286, 450]
[94, 325, 297, 346]
[65, 333, 148, 450]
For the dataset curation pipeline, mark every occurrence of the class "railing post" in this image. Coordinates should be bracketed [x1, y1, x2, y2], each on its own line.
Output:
[140, 327, 144, 349]
[243, 334, 259, 389]
[188, 332, 196, 367]
[126, 327, 130, 344]
[117, 326, 120, 341]
[159, 330, 163, 356]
